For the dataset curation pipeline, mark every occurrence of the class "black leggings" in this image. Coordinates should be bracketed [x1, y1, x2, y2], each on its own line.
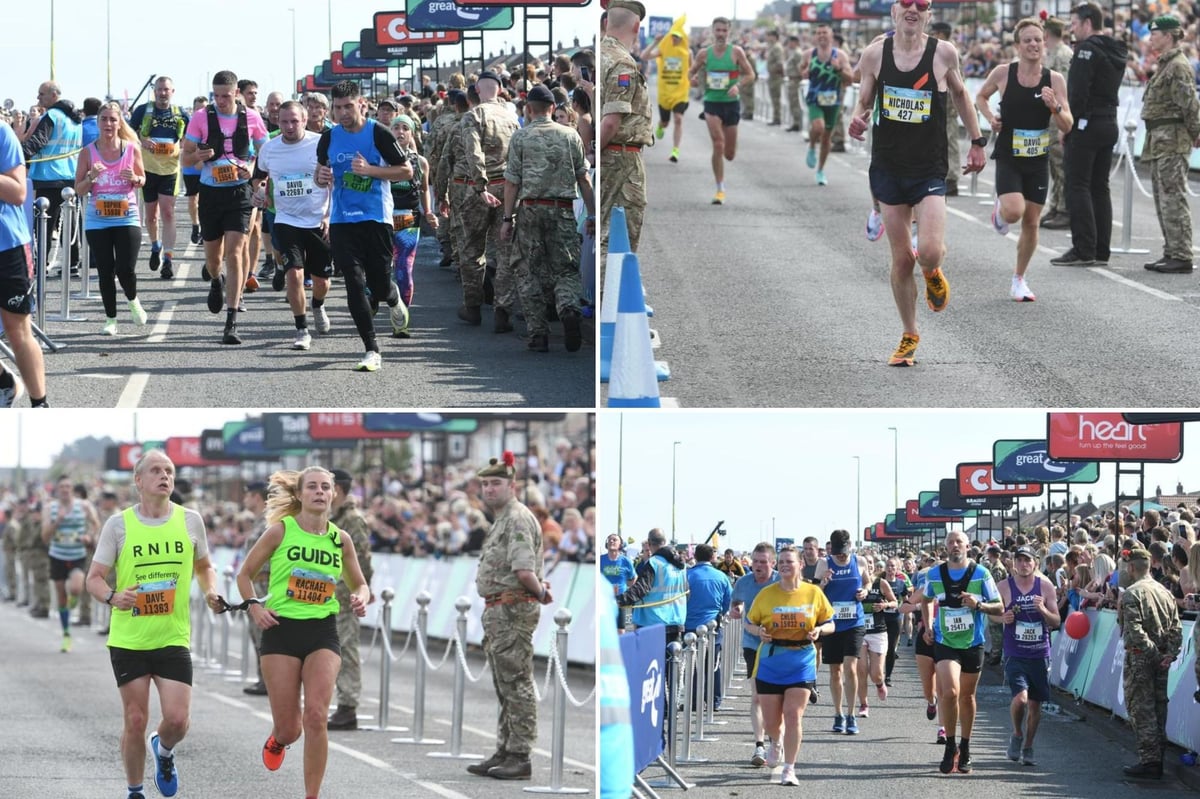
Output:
[86, 226, 141, 319]
[330, 221, 397, 353]
[884, 613, 901, 680]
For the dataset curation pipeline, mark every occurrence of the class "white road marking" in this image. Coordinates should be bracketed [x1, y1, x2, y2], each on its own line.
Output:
[114, 299, 179, 407]
[1087, 267, 1183, 301]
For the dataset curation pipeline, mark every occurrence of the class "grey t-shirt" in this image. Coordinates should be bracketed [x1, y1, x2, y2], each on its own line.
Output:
[93, 504, 211, 568]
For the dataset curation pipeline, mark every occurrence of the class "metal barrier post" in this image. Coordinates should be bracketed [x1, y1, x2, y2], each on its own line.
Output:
[692, 624, 716, 742]
[675, 632, 707, 763]
[1111, 119, 1149, 254]
[73, 199, 95, 300]
[47, 188, 86, 321]
[34, 198, 49, 330]
[363, 588, 408, 732]
[392, 591, 444, 745]
[524, 609, 587, 795]
[704, 621, 726, 726]
[428, 596, 484, 759]
[665, 640, 682, 768]
[218, 566, 236, 675]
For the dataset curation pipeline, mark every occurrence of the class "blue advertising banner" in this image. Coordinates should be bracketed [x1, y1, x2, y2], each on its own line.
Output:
[993, 439, 1100, 484]
[363, 413, 479, 433]
[405, 0, 515, 31]
[342, 47, 405, 69]
[222, 421, 305, 460]
[917, 491, 976, 519]
[619, 624, 666, 773]
[647, 16, 674, 37]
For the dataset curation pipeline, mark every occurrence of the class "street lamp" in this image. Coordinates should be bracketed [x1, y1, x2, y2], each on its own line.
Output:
[853, 455, 861, 547]
[289, 8, 297, 99]
[887, 427, 898, 511]
[672, 441, 682, 544]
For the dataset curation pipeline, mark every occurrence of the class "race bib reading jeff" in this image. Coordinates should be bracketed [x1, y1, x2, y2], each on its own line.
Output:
[1012, 127, 1051, 157]
[881, 86, 932, 124]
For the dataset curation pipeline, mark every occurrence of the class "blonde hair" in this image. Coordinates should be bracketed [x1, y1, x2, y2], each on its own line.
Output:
[265, 466, 334, 526]
[97, 101, 139, 145]
[1189, 541, 1200, 593]
[1014, 17, 1045, 39]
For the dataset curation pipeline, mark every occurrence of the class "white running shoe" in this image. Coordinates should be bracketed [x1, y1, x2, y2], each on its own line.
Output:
[779, 765, 799, 786]
[313, 305, 331, 334]
[355, 350, 382, 372]
[292, 329, 312, 350]
[128, 297, 148, 326]
[992, 197, 1011, 235]
[101, 318, 118, 336]
[866, 209, 884, 242]
[750, 744, 767, 767]
[388, 297, 410, 337]
[1011, 276, 1036, 302]
[765, 740, 780, 768]
[0, 368, 25, 408]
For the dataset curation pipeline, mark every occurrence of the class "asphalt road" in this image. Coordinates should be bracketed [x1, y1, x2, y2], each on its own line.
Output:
[27, 210, 593, 408]
[0, 600, 595, 798]
[614, 97, 1200, 408]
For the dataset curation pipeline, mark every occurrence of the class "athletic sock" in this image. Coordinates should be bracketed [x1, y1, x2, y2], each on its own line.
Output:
[128, 785, 144, 798]
[313, 298, 324, 308]
[59, 608, 70, 632]
[164, 250, 173, 260]
[295, 315, 307, 330]
[157, 742, 174, 757]
[226, 308, 238, 326]
[30, 396, 48, 408]
[716, 182, 725, 192]
[756, 740, 764, 747]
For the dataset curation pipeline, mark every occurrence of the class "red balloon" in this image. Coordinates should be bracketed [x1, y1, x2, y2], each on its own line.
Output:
[1065, 611, 1090, 640]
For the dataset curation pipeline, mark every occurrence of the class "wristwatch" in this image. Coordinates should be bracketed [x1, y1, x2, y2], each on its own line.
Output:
[971, 134, 989, 148]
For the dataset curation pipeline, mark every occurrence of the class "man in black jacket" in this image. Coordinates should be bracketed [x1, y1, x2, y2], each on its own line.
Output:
[1050, 1, 1128, 266]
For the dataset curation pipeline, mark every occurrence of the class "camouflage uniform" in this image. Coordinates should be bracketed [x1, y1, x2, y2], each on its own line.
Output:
[1044, 42, 1074, 218]
[1141, 46, 1200, 262]
[741, 44, 757, 119]
[1120, 571, 1182, 766]
[984, 558, 1008, 661]
[599, 34, 652, 284]
[243, 521, 271, 683]
[439, 111, 472, 281]
[766, 39, 785, 125]
[2, 518, 16, 599]
[17, 513, 50, 614]
[505, 117, 589, 339]
[332, 495, 374, 710]
[427, 108, 462, 266]
[475, 496, 544, 759]
[460, 99, 520, 312]
[785, 44, 805, 130]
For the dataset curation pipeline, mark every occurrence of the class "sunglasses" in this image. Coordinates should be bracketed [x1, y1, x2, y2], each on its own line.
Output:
[898, 0, 933, 10]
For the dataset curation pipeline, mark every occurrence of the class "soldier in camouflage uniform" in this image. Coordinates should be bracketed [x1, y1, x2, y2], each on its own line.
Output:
[765, 30, 784, 126]
[1119, 548, 1182, 779]
[2, 501, 18, 600]
[785, 35, 804, 132]
[740, 34, 758, 120]
[426, 89, 465, 269]
[327, 469, 374, 730]
[501, 84, 595, 354]
[983, 545, 1009, 665]
[467, 453, 552, 781]
[1040, 18, 1073, 229]
[438, 89, 475, 284]
[18, 501, 50, 616]
[456, 71, 520, 331]
[241, 481, 271, 694]
[599, 0, 651, 292]
[1140, 15, 1200, 274]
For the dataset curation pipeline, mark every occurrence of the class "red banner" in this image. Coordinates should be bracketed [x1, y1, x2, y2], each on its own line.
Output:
[331, 52, 383, 75]
[832, 0, 868, 19]
[1047, 412, 1183, 463]
[906, 498, 961, 524]
[956, 462, 1042, 497]
[307, 413, 411, 440]
[374, 12, 462, 46]
[165, 437, 211, 468]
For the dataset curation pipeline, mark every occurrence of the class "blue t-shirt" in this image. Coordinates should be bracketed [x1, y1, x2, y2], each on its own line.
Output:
[0, 124, 31, 252]
[684, 562, 732, 634]
[81, 116, 98, 147]
[321, 119, 400, 225]
[732, 570, 780, 650]
[599, 552, 636, 596]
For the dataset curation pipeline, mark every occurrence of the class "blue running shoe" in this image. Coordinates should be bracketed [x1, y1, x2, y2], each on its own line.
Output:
[806, 148, 817, 169]
[816, 170, 828, 186]
[832, 714, 844, 733]
[149, 734, 179, 797]
[845, 715, 859, 735]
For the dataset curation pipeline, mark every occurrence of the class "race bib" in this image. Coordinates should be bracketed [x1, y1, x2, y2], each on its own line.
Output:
[392, 212, 418, 231]
[1012, 127, 1050, 157]
[150, 140, 177, 156]
[132, 579, 177, 617]
[881, 85, 932, 124]
[212, 164, 239, 184]
[832, 601, 858, 620]
[287, 568, 336, 604]
[816, 90, 839, 107]
[278, 173, 315, 198]
[342, 172, 373, 193]
[707, 71, 731, 91]
[663, 56, 684, 80]
[770, 604, 813, 630]
[96, 194, 129, 218]
[1015, 620, 1043, 642]
[943, 606, 974, 633]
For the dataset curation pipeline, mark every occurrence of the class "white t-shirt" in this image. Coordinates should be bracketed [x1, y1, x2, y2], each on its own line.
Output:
[256, 131, 329, 228]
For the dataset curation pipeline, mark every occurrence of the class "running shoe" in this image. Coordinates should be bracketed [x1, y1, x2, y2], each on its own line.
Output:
[129, 792, 146, 799]
[222, 321, 242, 346]
[272, 265, 286, 292]
[845, 715, 859, 735]
[751, 744, 767, 767]
[939, 742, 957, 774]
[936, 726, 947, 745]
[149, 733, 179, 796]
[257, 260, 275, 279]
[190, 225, 201, 245]
[1011, 276, 1036, 302]
[207, 275, 225, 314]
[389, 298, 410, 337]
[314, 306, 331, 334]
[924, 267, 949, 312]
[877, 683, 888, 701]
[292, 329, 312, 351]
[655, 124, 665, 140]
[161, 256, 174, 280]
[765, 740, 780, 768]
[129, 298, 147, 326]
[60, 633, 71, 653]
[1007, 733, 1023, 762]
[957, 741, 972, 773]
[865, 209, 884, 242]
[101, 318, 118, 337]
[711, 191, 725, 205]
[0, 369, 26, 408]
[858, 703, 869, 718]
[262, 734, 287, 771]
[806, 147, 817, 169]
[991, 197, 1010, 235]
[355, 351, 382, 372]
[832, 714, 845, 733]
[809, 685, 819, 704]
[304, 277, 313, 288]
[779, 765, 799, 786]
[888, 333, 919, 367]
[245, 273, 259, 293]
[885, 677, 893, 688]
[149, 246, 161, 272]
[669, 147, 679, 163]
[926, 702, 937, 721]
[1020, 747, 1036, 766]
[816, 170, 828, 186]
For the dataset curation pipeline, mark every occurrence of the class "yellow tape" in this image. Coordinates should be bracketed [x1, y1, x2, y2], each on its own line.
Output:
[27, 147, 83, 164]
[627, 589, 689, 609]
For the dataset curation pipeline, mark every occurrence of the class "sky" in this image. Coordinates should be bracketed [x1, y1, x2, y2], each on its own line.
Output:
[597, 410, 1200, 553]
[4, 1, 599, 105]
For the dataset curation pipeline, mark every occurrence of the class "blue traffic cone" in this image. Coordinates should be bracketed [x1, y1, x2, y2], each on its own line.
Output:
[600, 207, 669, 383]
[607, 253, 660, 408]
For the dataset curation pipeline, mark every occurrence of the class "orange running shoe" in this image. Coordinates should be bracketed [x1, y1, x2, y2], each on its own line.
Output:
[245, 274, 260, 293]
[888, 333, 919, 367]
[262, 735, 287, 771]
[924, 267, 948, 312]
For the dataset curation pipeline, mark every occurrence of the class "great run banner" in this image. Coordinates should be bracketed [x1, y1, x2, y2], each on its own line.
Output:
[619, 624, 666, 773]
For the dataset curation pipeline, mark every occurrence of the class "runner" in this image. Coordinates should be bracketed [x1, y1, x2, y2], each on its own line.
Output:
[42, 475, 100, 652]
[975, 18, 1072, 301]
[388, 113, 436, 333]
[882, 556, 913, 685]
[899, 553, 944, 742]
[182, 96, 207, 246]
[800, 23, 853, 186]
[181, 70, 270, 346]
[75, 101, 149, 336]
[643, 17, 691, 164]
[855, 556, 896, 717]
[813, 529, 870, 735]
[236, 466, 370, 799]
[252, 100, 331, 351]
[688, 16, 756, 204]
[600, 534, 636, 630]
[313, 80, 413, 372]
[910, 531, 1001, 774]
[128, 77, 189, 279]
[848, 0, 987, 366]
[85, 449, 221, 799]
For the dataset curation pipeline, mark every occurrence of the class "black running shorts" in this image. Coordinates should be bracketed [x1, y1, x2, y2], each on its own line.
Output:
[142, 171, 180, 203]
[49, 556, 87, 582]
[821, 626, 865, 664]
[109, 644, 194, 687]
[183, 174, 201, 197]
[274, 223, 333, 279]
[0, 244, 34, 315]
[658, 102, 689, 123]
[994, 157, 1049, 206]
[198, 183, 253, 241]
[933, 642, 985, 674]
[260, 614, 341, 661]
[703, 100, 740, 128]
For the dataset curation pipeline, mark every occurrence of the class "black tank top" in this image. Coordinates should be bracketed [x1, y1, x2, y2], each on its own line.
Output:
[996, 66, 1052, 162]
[863, 577, 888, 633]
[801, 560, 820, 585]
[873, 36, 947, 179]
[390, 151, 424, 212]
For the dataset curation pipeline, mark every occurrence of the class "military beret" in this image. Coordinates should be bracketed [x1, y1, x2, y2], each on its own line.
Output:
[1149, 15, 1181, 32]
[527, 84, 555, 104]
[447, 89, 466, 103]
[477, 451, 517, 479]
[477, 70, 503, 86]
[607, 0, 646, 20]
